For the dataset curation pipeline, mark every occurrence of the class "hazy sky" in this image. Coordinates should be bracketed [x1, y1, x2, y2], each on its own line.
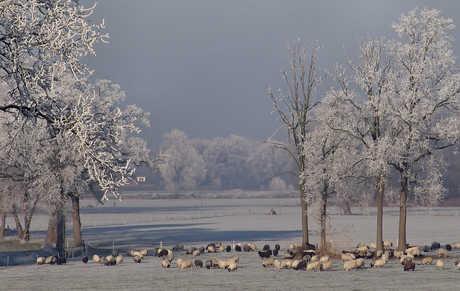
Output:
[83, 1, 460, 148]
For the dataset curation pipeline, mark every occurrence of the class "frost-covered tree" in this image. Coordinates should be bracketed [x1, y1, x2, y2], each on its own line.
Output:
[385, 8, 460, 251]
[267, 39, 323, 246]
[322, 36, 393, 252]
[159, 129, 206, 193]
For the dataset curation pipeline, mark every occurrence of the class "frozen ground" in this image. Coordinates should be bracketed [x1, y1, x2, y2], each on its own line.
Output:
[1, 198, 460, 291]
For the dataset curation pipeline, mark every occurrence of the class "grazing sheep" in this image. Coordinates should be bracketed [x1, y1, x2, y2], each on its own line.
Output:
[225, 245, 231, 252]
[295, 260, 307, 270]
[194, 259, 203, 268]
[400, 255, 413, 265]
[116, 255, 124, 264]
[219, 245, 225, 252]
[404, 261, 415, 271]
[371, 258, 387, 268]
[383, 241, 393, 248]
[454, 257, 460, 266]
[355, 258, 365, 269]
[207, 245, 216, 253]
[57, 257, 66, 265]
[356, 244, 369, 252]
[310, 255, 319, 262]
[436, 259, 444, 270]
[451, 243, 460, 249]
[172, 244, 185, 251]
[446, 244, 452, 251]
[431, 242, 441, 250]
[343, 260, 357, 272]
[179, 259, 193, 270]
[280, 259, 291, 269]
[262, 258, 275, 267]
[82, 256, 89, 263]
[36, 257, 46, 265]
[157, 249, 169, 258]
[423, 245, 430, 252]
[274, 260, 281, 270]
[306, 261, 321, 272]
[381, 253, 390, 262]
[139, 249, 148, 257]
[101, 257, 110, 266]
[421, 257, 433, 265]
[320, 261, 333, 271]
[291, 260, 301, 270]
[319, 255, 329, 263]
[192, 249, 201, 257]
[393, 250, 404, 259]
[133, 251, 144, 259]
[273, 249, 279, 257]
[341, 253, 354, 261]
[186, 247, 196, 255]
[92, 254, 101, 263]
[45, 256, 57, 265]
[258, 249, 272, 259]
[227, 262, 237, 272]
[161, 259, 170, 268]
[235, 245, 242, 252]
[405, 247, 420, 257]
[133, 255, 142, 263]
[247, 243, 257, 252]
[283, 251, 294, 259]
[437, 248, 447, 258]
[205, 260, 213, 269]
[216, 259, 227, 269]
[369, 243, 377, 249]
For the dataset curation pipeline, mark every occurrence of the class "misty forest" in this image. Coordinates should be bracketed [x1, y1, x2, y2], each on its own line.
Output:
[1, 0, 460, 264]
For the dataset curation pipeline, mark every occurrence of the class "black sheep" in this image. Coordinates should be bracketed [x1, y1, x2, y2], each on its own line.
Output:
[243, 245, 251, 252]
[195, 259, 203, 268]
[225, 245, 231, 252]
[403, 261, 415, 271]
[431, 242, 441, 250]
[446, 244, 452, 251]
[423, 245, 430, 252]
[305, 243, 316, 251]
[235, 245, 242, 252]
[258, 249, 272, 259]
[57, 257, 66, 265]
[263, 244, 270, 251]
[157, 249, 169, 258]
[82, 256, 89, 263]
[295, 260, 307, 270]
[272, 249, 279, 257]
[274, 244, 281, 251]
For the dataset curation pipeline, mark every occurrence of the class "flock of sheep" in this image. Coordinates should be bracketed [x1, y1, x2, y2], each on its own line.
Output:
[34, 240, 460, 273]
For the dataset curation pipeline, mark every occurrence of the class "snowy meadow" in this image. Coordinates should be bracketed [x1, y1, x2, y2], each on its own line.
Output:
[1, 198, 460, 291]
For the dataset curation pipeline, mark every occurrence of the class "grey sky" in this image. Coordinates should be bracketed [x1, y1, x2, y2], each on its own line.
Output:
[83, 1, 460, 148]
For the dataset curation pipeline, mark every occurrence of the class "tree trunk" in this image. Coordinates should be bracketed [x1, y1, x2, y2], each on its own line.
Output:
[343, 199, 353, 215]
[44, 208, 66, 255]
[71, 195, 83, 248]
[11, 205, 24, 240]
[320, 181, 328, 253]
[398, 174, 408, 251]
[300, 183, 309, 246]
[375, 172, 385, 252]
[0, 210, 6, 241]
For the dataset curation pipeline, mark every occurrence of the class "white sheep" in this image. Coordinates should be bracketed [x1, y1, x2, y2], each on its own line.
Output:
[381, 253, 390, 262]
[436, 259, 444, 270]
[372, 258, 386, 268]
[393, 250, 403, 259]
[181, 259, 193, 270]
[247, 243, 257, 252]
[219, 245, 225, 252]
[421, 257, 433, 265]
[319, 255, 329, 262]
[341, 253, 354, 261]
[36, 257, 46, 265]
[284, 260, 293, 269]
[227, 261, 237, 272]
[161, 259, 170, 268]
[280, 259, 290, 269]
[291, 260, 302, 269]
[262, 258, 275, 267]
[140, 249, 149, 256]
[457, 262, 460, 270]
[369, 243, 377, 249]
[289, 243, 302, 251]
[229, 255, 239, 263]
[92, 254, 101, 263]
[320, 261, 333, 271]
[343, 260, 357, 272]
[133, 251, 143, 259]
[116, 255, 124, 264]
[437, 248, 447, 258]
[400, 255, 413, 265]
[310, 255, 319, 262]
[216, 259, 227, 269]
[355, 258, 365, 269]
[274, 260, 281, 270]
[405, 247, 420, 257]
[306, 261, 321, 272]
[383, 241, 393, 248]
[192, 249, 201, 257]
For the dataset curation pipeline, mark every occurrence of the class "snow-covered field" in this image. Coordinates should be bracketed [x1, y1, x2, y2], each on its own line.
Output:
[1, 198, 460, 291]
